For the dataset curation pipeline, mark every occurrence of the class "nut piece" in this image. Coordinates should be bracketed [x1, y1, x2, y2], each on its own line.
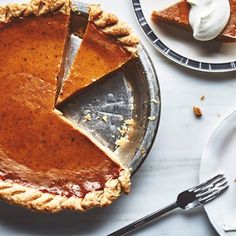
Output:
[193, 106, 202, 118]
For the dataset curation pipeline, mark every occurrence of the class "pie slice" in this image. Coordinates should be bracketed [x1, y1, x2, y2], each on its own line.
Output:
[0, 0, 136, 212]
[151, 0, 236, 42]
[57, 5, 139, 104]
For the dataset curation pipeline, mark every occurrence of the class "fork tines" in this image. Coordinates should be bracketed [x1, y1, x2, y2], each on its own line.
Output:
[190, 174, 229, 204]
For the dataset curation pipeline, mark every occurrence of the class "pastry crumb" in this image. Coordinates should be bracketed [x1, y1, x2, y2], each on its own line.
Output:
[115, 137, 129, 146]
[117, 127, 126, 136]
[151, 98, 159, 104]
[102, 115, 108, 122]
[193, 106, 202, 118]
[124, 119, 134, 126]
[115, 119, 134, 147]
[148, 116, 156, 121]
[84, 113, 92, 121]
[200, 95, 205, 101]
[141, 148, 146, 156]
[117, 119, 134, 136]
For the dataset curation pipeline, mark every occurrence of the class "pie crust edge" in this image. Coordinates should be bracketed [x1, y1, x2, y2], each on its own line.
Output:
[88, 5, 139, 55]
[0, 0, 71, 22]
[0, 169, 131, 212]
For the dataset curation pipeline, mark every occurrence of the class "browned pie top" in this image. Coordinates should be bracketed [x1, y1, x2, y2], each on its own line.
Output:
[152, 0, 236, 42]
[0, 12, 123, 199]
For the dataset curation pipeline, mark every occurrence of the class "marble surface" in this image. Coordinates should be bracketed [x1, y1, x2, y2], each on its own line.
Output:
[1, 0, 236, 235]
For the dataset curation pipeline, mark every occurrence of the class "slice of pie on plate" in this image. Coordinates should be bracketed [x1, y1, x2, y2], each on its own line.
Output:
[151, 0, 236, 42]
[0, 0, 138, 212]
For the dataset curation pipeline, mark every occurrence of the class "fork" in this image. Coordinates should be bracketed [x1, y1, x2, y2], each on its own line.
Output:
[108, 174, 229, 236]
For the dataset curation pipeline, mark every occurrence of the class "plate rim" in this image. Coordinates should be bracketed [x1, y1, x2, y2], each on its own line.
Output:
[199, 110, 236, 235]
[132, 0, 236, 73]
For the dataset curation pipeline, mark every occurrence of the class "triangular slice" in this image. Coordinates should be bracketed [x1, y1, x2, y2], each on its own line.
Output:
[57, 5, 139, 104]
[0, 0, 132, 212]
[151, 0, 236, 42]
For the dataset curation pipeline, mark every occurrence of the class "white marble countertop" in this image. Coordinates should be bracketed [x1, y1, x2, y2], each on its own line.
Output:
[1, 0, 236, 235]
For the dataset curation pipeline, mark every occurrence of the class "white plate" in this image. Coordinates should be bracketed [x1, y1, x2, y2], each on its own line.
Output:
[132, 0, 236, 72]
[200, 110, 236, 235]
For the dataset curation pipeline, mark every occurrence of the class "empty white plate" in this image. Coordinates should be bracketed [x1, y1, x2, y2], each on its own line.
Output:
[200, 110, 236, 235]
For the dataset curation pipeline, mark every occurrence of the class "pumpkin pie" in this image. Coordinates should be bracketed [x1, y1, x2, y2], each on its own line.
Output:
[0, 0, 138, 212]
[151, 0, 236, 42]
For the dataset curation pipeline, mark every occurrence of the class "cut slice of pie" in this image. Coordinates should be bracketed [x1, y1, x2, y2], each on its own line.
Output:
[0, 0, 137, 212]
[57, 5, 139, 104]
[151, 0, 236, 42]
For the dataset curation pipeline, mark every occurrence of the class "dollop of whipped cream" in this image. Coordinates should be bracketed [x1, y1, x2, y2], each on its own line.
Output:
[187, 0, 230, 41]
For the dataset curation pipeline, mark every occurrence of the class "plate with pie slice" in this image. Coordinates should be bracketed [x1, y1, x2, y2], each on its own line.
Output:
[200, 110, 236, 235]
[0, 0, 160, 213]
[132, 0, 236, 72]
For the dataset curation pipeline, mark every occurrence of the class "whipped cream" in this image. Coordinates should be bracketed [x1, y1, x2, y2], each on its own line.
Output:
[187, 0, 230, 41]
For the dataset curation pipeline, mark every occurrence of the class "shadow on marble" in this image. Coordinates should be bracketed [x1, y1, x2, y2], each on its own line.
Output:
[122, 206, 217, 235]
[0, 194, 129, 236]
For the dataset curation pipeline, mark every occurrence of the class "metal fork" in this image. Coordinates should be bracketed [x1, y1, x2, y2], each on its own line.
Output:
[108, 174, 229, 236]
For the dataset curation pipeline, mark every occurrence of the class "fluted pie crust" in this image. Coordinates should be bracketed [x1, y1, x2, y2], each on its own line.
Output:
[0, 169, 130, 212]
[0, 0, 138, 212]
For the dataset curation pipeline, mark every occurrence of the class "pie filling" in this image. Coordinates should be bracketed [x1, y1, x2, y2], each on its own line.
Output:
[57, 21, 132, 104]
[0, 12, 124, 199]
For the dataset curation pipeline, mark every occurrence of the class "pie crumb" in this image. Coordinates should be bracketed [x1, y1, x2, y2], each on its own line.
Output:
[200, 95, 205, 101]
[115, 137, 129, 146]
[117, 119, 134, 136]
[84, 114, 92, 121]
[193, 106, 202, 118]
[124, 119, 134, 126]
[117, 127, 126, 136]
[148, 116, 156, 121]
[151, 98, 159, 104]
[141, 148, 146, 156]
[102, 115, 108, 122]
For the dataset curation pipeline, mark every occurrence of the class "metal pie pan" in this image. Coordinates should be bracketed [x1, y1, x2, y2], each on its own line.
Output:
[59, 2, 161, 174]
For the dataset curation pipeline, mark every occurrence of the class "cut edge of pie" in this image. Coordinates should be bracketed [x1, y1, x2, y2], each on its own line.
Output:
[0, 0, 134, 213]
[57, 4, 139, 104]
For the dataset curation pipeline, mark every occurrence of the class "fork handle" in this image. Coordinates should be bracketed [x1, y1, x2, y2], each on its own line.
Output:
[108, 202, 178, 236]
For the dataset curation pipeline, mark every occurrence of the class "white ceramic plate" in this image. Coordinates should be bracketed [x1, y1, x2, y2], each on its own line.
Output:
[200, 110, 236, 235]
[132, 0, 236, 72]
